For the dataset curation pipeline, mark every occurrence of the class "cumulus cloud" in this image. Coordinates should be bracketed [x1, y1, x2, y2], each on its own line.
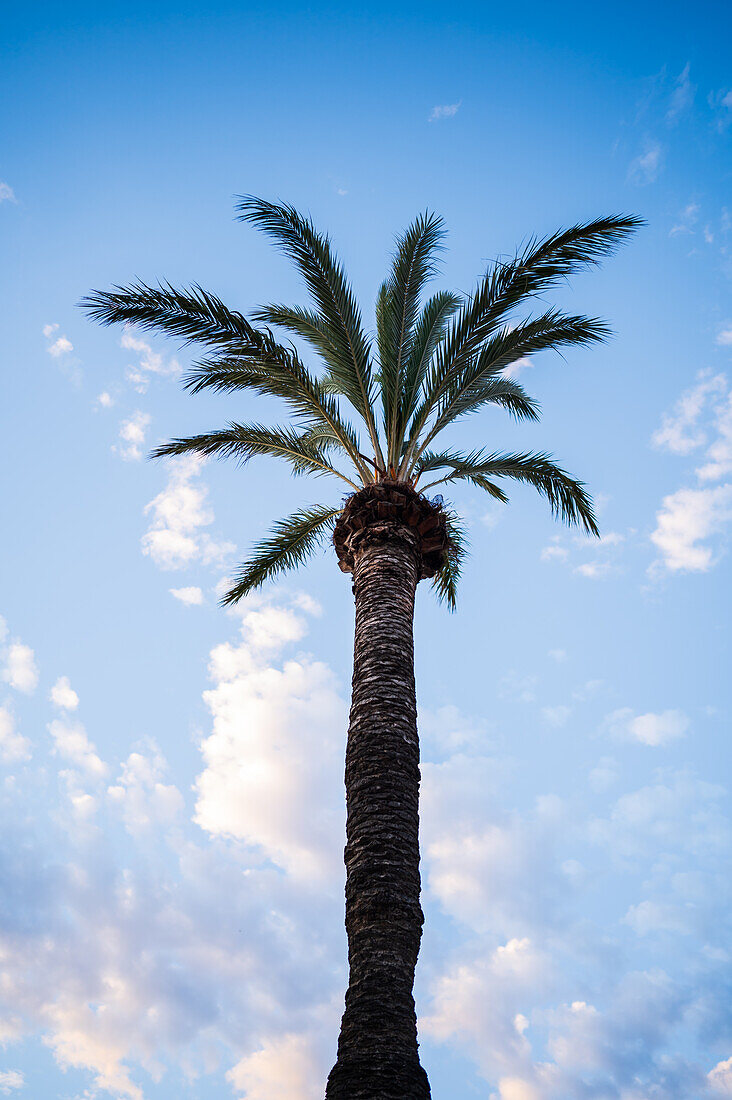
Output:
[194, 595, 346, 881]
[603, 707, 689, 746]
[227, 1033, 324, 1100]
[0, 707, 31, 764]
[651, 373, 732, 574]
[170, 585, 204, 605]
[429, 101, 461, 122]
[121, 328, 181, 394]
[2, 641, 39, 693]
[107, 747, 183, 832]
[650, 484, 732, 573]
[115, 410, 151, 462]
[50, 675, 79, 710]
[48, 718, 107, 778]
[141, 456, 233, 570]
[709, 1057, 732, 1095]
[43, 323, 73, 358]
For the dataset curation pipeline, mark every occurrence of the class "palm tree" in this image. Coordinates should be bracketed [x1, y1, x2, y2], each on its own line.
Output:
[82, 199, 640, 1099]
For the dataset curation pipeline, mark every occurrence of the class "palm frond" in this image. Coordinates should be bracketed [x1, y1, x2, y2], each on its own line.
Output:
[251, 303, 342, 373]
[415, 450, 509, 501]
[235, 196, 384, 468]
[400, 290, 462, 439]
[81, 281, 257, 350]
[221, 504, 341, 604]
[419, 450, 599, 535]
[375, 212, 446, 466]
[182, 351, 370, 481]
[400, 216, 640, 471]
[431, 509, 469, 611]
[151, 423, 359, 487]
[413, 312, 605, 454]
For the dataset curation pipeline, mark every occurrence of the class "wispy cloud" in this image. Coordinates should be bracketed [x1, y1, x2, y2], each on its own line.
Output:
[115, 410, 151, 462]
[627, 141, 663, 185]
[665, 62, 694, 123]
[429, 101, 461, 123]
[43, 322, 74, 358]
[0, 182, 17, 204]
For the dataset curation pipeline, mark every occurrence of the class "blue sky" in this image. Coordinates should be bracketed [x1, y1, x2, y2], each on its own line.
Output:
[1, 2, 731, 1098]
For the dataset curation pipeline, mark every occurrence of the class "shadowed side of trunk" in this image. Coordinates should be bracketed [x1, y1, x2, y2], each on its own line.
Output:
[325, 522, 431, 1099]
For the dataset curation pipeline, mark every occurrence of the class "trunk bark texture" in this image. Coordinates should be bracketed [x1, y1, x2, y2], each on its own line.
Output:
[326, 523, 431, 1099]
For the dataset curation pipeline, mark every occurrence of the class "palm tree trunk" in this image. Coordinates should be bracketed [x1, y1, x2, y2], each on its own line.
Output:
[326, 525, 431, 1099]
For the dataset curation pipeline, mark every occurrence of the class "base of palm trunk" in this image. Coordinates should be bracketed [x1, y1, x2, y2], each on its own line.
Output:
[325, 1053, 431, 1099]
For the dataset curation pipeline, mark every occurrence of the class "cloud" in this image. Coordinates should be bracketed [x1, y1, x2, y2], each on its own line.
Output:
[227, 1033, 324, 1100]
[669, 200, 700, 237]
[0, 1071, 23, 1095]
[115, 410, 151, 462]
[628, 141, 663, 184]
[709, 1057, 732, 1095]
[666, 62, 694, 123]
[2, 641, 39, 694]
[603, 707, 689, 747]
[0, 182, 17, 204]
[709, 87, 732, 132]
[429, 101, 461, 122]
[121, 328, 181, 394]
[541, 531, 626, 579]
[652, 371, 727, 455]
[50, 676, 79, 710]
[141, 456, 234, 571]
[48, 717, 107, 778]
[43, 323, 74, 358]
[717, 327, 732, 347]
[541, 705, 572, 728]
[0, 707, 31, 764]
[194, 595, 346, 882]
[96, 391, 114, 409]
[107, 747, 183, 833]
[650, 484, 732, 573]
[651, 374, 732, 574]
[170, 585, 204, 605]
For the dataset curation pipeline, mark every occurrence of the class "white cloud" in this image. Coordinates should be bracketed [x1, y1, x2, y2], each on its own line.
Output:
[652, 371, 726, 455]
[429, 101, 461, 122]
[50, 675, 79, 710]
[107, 747, 183, 832]
[141, 456, 233, 571]
[650, 484, 732, 573]
[2, 642, 39, 694]
[227, 1033, 323, 1100]
[541, 705, 572, 728]
[666, 62, 694, 123]
[547, 649, 567, 663]
[717, 327, 732, 347]
[669, 201, 700, 237]
[604, 707, 689, 747]
[0, 707, 31, 764]
[651, 374, 732, 574]
[628, 141, 662, 185]
[48, 718, 107, 778]
[194, 596, 346, 881]
[709, 1057, 732, 1096]
[0, 182, 17, 204]
[121, 328, 180, 394]
[0, 1070, 24, 1095]
[96, 391, 114, 409]
[115, 410, 151, 462]
[170, 585, 204, 605]
[43, 323, 73, 358]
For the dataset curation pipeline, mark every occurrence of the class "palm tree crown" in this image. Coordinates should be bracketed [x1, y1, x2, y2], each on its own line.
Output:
[82, 199, 641, 607]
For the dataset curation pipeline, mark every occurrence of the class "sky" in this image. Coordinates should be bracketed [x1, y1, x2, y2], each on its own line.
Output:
[1, 2, 732, 1097]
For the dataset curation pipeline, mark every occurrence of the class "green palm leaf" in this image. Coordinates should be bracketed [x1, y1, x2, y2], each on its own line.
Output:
[151, 423, 359, 487]
[431, 510, 469, 611]
[419, 450, 599, 535]
[236, 196, 384, 469]
[221, 504, 342, 605]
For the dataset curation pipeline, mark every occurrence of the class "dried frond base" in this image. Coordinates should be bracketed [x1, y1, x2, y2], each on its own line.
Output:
[333, 481, 449, 579]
